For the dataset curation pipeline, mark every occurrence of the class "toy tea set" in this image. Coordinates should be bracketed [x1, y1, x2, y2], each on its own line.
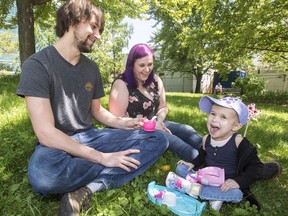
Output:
[143, 116, 157, 132]
[147, 166, 225, 216]
[143, 117, 225, 215]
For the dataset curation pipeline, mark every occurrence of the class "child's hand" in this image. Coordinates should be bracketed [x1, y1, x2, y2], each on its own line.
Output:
[220, 179, 240, 192]
[177, 160, 195, 171]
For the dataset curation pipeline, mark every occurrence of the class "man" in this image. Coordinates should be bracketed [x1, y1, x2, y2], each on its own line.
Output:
[16, 0, 168, 215]
[214, 82, 223, 94]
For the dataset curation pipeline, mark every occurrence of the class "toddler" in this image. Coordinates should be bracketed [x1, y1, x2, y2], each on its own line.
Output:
[166, 96, 281, 211]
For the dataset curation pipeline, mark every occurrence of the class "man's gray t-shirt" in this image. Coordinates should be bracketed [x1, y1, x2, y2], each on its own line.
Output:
[17, 46, 105, 135]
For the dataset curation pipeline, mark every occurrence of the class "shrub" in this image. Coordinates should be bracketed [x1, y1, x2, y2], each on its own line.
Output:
[243, 90, 288, 105]
[232, 74, 266, 96]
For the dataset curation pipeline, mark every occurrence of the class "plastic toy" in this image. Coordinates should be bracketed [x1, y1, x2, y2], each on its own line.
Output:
[165, 171, 201, 198]
[143, 116, 157, 132]
[160, 165, 171, 171]
[147, 181, 206, 216]
[186, 166, 225, 187]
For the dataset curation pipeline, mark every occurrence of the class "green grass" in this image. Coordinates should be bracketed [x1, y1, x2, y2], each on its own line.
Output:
[1, 75, 287, 216]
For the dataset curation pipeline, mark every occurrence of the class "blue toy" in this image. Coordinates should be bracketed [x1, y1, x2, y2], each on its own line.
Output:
[147, 181, 206, 216]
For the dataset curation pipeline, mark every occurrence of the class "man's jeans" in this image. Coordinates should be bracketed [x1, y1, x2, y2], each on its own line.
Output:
[176, 163, 243, 202]
[28, 127, 168, 196]
[164, 120, 202, 161]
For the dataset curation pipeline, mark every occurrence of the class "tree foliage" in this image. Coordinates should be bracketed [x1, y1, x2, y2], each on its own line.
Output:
[233, 73, 266, 96]
[0, 0, 15, 28]
[0, 31, 18, 55]
[89, 15, 133, 85]
[1, 0, 287, 91]
[225, 0, 288, 65]
[149, 0, 288, 92]
[0, 0, 149, 69]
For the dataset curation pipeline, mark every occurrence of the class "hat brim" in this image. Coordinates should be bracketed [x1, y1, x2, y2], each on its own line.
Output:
[199, 96, 233, 114]
[199, 96, 248, 125]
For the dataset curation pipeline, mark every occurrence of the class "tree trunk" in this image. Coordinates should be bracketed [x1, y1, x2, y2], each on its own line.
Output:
[195, 74, 202, 93]
[16, 0, 35, 66]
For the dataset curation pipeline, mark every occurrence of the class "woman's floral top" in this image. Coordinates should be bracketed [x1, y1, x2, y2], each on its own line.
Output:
[117, 77, 160, 119]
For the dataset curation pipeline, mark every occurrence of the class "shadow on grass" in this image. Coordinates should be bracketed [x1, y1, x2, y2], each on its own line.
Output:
[1, 76, 288, 215]
[0, 109, 60, 215]
[0, 75, 59, 215]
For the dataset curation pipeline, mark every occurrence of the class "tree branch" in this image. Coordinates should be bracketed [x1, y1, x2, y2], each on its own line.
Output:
[240, 46, 288, 53]
[33, 0, 51, 6]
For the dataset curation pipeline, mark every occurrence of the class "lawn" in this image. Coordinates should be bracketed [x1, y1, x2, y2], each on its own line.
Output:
[0, 75, 287, 216]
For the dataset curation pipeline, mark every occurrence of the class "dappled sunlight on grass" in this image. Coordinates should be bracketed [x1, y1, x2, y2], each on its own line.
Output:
[1, 76, 288, 215]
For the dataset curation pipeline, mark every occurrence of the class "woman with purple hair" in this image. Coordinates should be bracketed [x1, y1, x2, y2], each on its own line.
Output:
[109, 43, 202, 161]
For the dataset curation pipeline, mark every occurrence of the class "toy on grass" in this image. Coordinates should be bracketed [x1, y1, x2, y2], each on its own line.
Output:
[244, 103, 261, 137]
[161, 165, 171, 171]
[147, 181, 206, 216]
[165, 171, 202, 198]
[185, 166, 225, 187]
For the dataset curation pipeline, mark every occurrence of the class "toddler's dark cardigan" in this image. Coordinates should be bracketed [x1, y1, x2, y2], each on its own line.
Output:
[192, 135, 263, 210]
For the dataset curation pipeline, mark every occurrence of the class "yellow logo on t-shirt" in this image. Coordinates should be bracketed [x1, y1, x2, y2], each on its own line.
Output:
[85, 82, 93, 92]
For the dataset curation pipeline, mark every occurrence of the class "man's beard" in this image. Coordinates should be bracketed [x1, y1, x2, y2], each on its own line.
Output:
[74, 30, 93, 53]
[77, 39, 92, 53]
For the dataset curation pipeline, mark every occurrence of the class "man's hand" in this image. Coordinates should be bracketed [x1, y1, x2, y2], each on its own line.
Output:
[123, 117, 145, 130]
[100, 149, 141, 172]
[220, 179, 240, 192]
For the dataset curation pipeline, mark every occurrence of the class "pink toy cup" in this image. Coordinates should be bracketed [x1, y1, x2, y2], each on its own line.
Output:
[143, 120, 156, 132]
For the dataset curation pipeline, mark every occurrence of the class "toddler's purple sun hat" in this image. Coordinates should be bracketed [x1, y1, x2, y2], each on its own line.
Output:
[199, 96, 249, 125]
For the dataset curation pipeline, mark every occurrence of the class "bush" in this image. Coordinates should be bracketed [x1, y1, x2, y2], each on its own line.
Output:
[231, 73, 288, 105]
[232, 74, 266, 96]
[0, 62, 20, 74]
[243, 90, 288, 105]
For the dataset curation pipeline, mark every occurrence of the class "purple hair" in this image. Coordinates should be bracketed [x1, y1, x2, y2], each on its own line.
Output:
[121, 43, 155, 88]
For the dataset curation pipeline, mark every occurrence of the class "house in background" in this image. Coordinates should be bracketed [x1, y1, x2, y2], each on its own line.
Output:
[254, 68, 288, 92]
[160, 67, 288, 93]
[201, 70, 214, 93]
[213, 71, 246, 88]
[160, 72, 196, 93]
[160, 70, 246, 94]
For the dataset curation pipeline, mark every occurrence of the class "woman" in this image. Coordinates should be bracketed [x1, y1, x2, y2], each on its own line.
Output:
[109, 43, 202, 161]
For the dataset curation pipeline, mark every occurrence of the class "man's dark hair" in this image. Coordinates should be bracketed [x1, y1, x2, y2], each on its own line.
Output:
[55, 0, 105, 37]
